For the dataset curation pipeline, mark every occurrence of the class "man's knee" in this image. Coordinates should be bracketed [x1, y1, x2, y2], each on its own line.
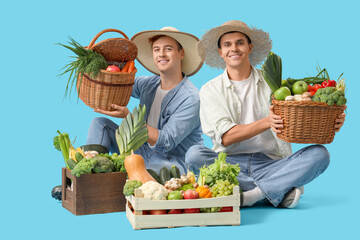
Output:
[308, 144, 330, 172]
[185, 145, 204, 166]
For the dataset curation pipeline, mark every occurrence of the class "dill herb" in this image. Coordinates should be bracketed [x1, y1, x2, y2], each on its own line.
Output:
[57, 37, 108, 98]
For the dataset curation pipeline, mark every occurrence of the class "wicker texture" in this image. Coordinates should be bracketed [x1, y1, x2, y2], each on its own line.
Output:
[78, 69, 136, 110]
[78, 29, 137, 110]
[272, 99, 346, 144]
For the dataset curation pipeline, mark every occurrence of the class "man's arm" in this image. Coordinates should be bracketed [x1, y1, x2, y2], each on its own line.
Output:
[147, 125, 159, 146]
[221, 117, 270, 147]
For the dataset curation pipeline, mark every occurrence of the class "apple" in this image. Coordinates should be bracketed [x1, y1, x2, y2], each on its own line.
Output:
[149, 209, 167, 215]
[183, 208, 200, 214]
[183, 189, 199, 199]
[106, 65, 121, 72]
[292, 81, 308, 95]
[168, 209, 183, 214]
[274, 86, 291, 100]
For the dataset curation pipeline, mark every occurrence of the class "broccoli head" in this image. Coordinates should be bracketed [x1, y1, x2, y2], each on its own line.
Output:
[71, 158, 96, 177]
[337, 96, 347, 105]
[123, 180, 143, 196]
[93, 156, 115, 173]
[325, 87, 336, 94]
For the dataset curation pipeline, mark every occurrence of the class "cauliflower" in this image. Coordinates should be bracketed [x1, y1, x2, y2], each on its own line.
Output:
[138, 181, 168, 200]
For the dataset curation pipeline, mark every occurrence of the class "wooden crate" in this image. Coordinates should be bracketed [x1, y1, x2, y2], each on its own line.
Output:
[62, 167, 127, 215]
[126, 186, 240, 230]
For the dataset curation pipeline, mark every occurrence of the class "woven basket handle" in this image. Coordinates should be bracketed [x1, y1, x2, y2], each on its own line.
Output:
[88, 28, 129, 49]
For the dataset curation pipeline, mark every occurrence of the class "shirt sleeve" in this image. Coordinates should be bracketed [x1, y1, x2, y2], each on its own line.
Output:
[132, 76, 149, 99]
[148, 96, 201, 153]
[199, 84, 236, 147]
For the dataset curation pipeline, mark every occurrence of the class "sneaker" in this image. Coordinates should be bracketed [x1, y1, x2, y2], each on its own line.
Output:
[280, 188, 301, 208]
[299, 186, 304, 195]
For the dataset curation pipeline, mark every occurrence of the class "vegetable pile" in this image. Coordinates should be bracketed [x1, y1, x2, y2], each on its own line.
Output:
[53, 105, 148, 177]
[262, 52, 347, 106]
[125, 152, 241, 214]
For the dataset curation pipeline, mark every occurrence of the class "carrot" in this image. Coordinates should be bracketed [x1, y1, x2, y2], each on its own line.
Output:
[128, 60, 135, 73]
[121, 61, 131, 72]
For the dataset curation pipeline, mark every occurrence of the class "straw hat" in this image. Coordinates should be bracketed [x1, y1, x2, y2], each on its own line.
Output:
[198, 20, 272, 69]
[131, 27, 204, 77]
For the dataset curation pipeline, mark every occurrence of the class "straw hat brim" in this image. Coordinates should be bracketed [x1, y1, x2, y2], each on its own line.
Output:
[198, 24, 272, 69]
[131, 30, 204, 77]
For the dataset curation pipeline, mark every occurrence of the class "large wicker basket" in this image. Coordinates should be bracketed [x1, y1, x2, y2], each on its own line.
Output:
[272, 98, 346, 144]
[77, 29, 138, 110]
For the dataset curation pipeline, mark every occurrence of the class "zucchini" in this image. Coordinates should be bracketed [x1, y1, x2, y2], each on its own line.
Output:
[75, 152, 84, 162]
[170, 165, 180, 179]
[67, 158, 77, 170]
[159, 167, 171, 185]
[147, 169, 161, 183]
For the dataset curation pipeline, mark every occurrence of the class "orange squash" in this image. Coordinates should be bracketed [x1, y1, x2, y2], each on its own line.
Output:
[196, 186, 212, 198]
[124, 153, 156, 183]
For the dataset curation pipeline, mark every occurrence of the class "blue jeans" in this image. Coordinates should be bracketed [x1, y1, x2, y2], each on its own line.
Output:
[86, 117, 188, 174]
[185, 145, 330, 207]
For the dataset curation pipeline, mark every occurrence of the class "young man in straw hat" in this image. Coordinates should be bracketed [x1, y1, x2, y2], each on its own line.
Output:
[185, 20, 346, 208]
[86, 27, 204, 174]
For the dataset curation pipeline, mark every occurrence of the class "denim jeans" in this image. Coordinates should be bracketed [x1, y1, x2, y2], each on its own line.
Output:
[185, 144, 330, 206]
[86, 117, 189, 174]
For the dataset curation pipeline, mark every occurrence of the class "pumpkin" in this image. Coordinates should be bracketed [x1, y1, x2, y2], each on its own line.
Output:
[196, 186, 212, 198]
[124, 153, 156, 183]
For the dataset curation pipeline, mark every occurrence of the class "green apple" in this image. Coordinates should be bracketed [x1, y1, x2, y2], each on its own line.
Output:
[274, 87, 291, 100]
[292, 81, 308, 95]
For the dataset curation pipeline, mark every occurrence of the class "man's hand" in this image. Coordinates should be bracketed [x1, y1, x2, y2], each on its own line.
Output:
[334, 106, 346, 132]
[94, 104, 130, 118]
[269, 105, 283, 133]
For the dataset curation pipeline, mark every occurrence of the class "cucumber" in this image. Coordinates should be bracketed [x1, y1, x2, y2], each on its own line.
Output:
[159, 167, 171, 185]
[67, 158, 77, 170]
[147, 169, 161, 183]
[170, 165, 180, 179]
[75, 152, 84, 162]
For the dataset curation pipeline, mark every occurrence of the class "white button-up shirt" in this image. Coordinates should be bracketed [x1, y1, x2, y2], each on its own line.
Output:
[199, 66, 292, 159]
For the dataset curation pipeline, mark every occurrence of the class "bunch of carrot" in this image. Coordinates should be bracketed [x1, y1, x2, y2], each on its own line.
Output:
[121, 60, 135, 73]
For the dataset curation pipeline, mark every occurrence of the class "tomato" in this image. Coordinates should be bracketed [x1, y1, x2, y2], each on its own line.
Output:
[307, 85, 314, 92]
[313, 84, 322, 92]
[309, 91, 316, 96]
[219, 206, 233, 212]
[183, 208, 200, 214]
[168, 209, 183, 214]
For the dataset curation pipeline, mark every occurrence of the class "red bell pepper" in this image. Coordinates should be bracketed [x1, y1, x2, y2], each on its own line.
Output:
[321, 80, 336, 88]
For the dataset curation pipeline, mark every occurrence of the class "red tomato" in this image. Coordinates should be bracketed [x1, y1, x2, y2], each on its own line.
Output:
[168, 209, 183, 214]
[219, 206, 233, 212]
[313, 84, 322, 92]
[309, 91, 316, 96]
[307, 85, 314, 92]
[183, 208, 200, 214]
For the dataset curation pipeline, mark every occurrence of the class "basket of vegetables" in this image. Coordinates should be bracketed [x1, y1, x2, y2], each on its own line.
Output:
[58, 29, 138, 110]
[263, 52, 347, 144]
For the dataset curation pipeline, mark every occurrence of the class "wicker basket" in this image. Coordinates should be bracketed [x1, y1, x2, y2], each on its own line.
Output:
[272, 98, 346, 144]
[77, 29, 138, 110]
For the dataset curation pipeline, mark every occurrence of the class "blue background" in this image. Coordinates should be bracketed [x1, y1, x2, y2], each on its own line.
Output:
[1, 0, 359, 239]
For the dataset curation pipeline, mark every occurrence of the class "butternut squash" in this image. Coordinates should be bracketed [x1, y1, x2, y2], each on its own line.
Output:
[124, 153, 156, 183]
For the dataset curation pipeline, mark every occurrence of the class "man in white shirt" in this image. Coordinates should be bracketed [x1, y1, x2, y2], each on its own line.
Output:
[185, 20, 346, 208]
